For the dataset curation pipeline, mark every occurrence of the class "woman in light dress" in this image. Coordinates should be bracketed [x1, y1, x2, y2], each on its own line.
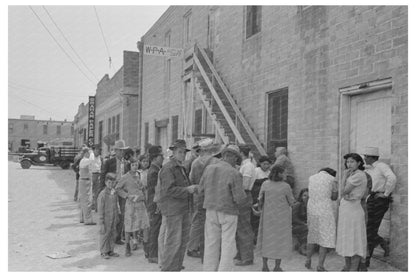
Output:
[336, 153, 368, 271]
[116, 158, 149, 257]
[305, 168, 338, 271]
[257, 165, 295, 271]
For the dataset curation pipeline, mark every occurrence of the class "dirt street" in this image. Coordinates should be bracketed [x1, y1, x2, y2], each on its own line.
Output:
[8, 161, 399, 271]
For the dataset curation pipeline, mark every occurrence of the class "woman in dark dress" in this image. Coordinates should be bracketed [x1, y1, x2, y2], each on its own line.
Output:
[292, 188, 309, 256]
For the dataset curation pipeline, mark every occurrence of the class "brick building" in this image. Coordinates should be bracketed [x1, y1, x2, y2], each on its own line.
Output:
[73, 51, 140, 156]
[73, 103, 88, 147]
[8, 115, 74, 152]
[138, 6, 407, 269]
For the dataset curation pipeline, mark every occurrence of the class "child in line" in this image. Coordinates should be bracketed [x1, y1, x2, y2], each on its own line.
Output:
[116, 158, 150, 257]
[98, 172, 120, 259]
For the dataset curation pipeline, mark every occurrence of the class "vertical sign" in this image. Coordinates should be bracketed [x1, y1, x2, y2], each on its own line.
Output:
[87, 96, 96, 147]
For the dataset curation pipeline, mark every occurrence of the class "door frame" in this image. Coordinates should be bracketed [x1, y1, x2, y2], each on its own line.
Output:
[338, 77, 393, 183]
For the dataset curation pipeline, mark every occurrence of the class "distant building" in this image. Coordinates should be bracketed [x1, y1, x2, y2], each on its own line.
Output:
[73, 51, 140, 157]
[8, 115, 74, 152]
[138, 6, 407, 269]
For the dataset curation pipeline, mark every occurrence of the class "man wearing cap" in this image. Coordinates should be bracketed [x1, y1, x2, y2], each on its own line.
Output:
[184, 144, 201, 176]
[101, 139, 129, 244]
[363, 147, 397, 267]
[159, 139, 198, 271]
[145, 145, 164, 264]
[234, 145, 256, 266]
[200, 144, 247, 271]
[187, 140, 223, 260]
[91, 144, 103, 212]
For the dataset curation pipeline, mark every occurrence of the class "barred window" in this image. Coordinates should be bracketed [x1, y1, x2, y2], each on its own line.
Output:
[267, 88, 288, 153]
[246, 6, 262, 39]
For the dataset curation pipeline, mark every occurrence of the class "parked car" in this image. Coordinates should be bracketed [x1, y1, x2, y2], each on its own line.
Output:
[18, 146, 80, 169]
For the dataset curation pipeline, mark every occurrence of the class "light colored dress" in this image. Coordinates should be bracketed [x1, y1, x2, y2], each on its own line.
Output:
[256, 180, 295, 259]
[336, 169, 367, 257]
[116, 172, 149, 232]
[307, 171, 337, 248]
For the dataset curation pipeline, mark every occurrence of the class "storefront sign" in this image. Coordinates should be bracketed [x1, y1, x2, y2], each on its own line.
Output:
[144, 44, 183, 57]
[87, 96, 96, 147]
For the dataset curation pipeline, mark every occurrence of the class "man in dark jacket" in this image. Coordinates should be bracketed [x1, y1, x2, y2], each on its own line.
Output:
[159, 139, 198, 271]
[145, 145, 164, 263]
[100, 139, 128, 244]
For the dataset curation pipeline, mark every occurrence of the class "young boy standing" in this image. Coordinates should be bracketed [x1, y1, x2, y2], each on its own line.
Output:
[98, 172, 120, 259]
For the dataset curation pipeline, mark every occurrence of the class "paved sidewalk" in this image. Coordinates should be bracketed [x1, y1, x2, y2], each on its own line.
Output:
[8, 162, 400, 271]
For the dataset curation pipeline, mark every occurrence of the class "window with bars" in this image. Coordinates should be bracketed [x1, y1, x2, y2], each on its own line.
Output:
[194, 108, 203, 135]
[43, 125, 48, 135]
[171, 115, 179, 142]
[56, 125, 61, 135]
[23, 123, 28, 131]
[267, 88, 288, 154]
[246, 6, 262, 39]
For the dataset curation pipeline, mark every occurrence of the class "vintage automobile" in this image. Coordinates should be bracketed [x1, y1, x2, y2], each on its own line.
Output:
[18, 146, 79, 169]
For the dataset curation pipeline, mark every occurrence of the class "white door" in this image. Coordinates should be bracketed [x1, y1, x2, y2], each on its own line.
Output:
[349, 88, 392, 163]
[349, 88, 393, 239]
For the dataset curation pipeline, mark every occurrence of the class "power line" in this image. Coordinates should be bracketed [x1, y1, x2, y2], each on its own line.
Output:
[42, 6, 99, 82]
[28, 6, 96, 85]
[8, 83, 86, 99]
[93, 6, 113, 69]
[11, 92, 60, 116]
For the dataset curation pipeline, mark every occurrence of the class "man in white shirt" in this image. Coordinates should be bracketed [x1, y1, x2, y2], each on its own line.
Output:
[234, 145, 255, 266]
[90, 145, 103, 212]
[363, 147, 397, 267]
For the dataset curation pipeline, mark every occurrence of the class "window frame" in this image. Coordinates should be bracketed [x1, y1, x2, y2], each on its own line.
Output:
[266, 87, 288, 153]
[245, 6, 262, 39]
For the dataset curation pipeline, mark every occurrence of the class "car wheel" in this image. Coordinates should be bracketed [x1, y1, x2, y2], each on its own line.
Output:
[20, 160, 31, 169]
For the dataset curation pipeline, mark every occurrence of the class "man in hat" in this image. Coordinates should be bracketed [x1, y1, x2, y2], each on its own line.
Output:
[101, 139, 129, 244]
[187, 139, 223, 260]
[91, 144, 103, 211]
[234, 145, 256, 266]
[145, 145, 164, 264]
[274, 147, 295, 189]
[184, 143, 201, 176]
[159, 139, 198, 271]
[200, 144, 247, 271]
[363, 146, 397, 267]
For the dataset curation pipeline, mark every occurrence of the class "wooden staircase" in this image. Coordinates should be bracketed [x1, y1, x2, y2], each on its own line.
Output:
[186, 43, 266, 156]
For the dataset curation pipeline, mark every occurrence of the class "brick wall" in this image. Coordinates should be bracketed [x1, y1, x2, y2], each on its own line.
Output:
[140, 5, 407, 269]
[8, 118, 74, 152]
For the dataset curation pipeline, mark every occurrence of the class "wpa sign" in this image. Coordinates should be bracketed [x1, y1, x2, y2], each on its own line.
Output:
[144, 44, 183, 58]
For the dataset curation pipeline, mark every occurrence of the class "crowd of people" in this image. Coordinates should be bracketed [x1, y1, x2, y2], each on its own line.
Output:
[71, 139, 396, 272]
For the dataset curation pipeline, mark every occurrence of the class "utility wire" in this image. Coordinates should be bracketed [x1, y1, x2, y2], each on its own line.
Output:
[42, 6, 99, 82]
[93, 6, 113, 69]
[28, 6, 96, 85]
[8, 83, 86, 99]
[11, 92, 60, 115]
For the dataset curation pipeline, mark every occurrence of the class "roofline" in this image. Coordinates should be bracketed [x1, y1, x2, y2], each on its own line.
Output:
[8, 118, 74, 124]
[141, 6, 174, 40]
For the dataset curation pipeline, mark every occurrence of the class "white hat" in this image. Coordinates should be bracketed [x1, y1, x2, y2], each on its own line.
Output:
[363, 147, 379, 156]
[114, 139, 128, 150]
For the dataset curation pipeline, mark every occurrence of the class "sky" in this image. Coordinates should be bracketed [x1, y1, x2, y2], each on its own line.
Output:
[8, 5, 168, 121]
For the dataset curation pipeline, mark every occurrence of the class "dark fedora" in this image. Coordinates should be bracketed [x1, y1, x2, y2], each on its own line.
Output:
[148, 145, 163, 156]
[169, 139, 190, 152]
